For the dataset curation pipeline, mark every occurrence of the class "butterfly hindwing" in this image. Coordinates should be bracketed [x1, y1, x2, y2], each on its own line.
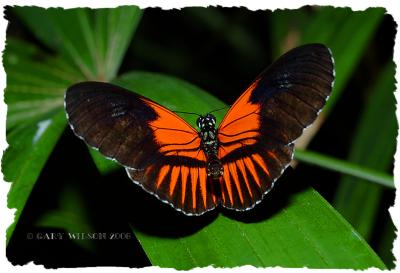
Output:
[219, 143, 294, 210]
[217, 43, 335, 210]
[65, 82, 218, 215]
[127, 157, 217, 215]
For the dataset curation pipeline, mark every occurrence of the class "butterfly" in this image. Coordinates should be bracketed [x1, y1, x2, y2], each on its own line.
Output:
[64, 43, 335, 216]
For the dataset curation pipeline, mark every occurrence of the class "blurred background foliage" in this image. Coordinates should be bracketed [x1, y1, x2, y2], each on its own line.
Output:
[2, 5, 397, 269]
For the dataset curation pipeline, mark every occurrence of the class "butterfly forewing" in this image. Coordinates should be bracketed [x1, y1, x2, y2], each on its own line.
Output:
[217, 43, 334, 210]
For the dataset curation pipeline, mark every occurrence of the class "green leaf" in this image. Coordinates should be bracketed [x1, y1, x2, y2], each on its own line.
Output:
[4, 38, 84, 130]
[3, 38, 84, 245]
[88, 148, 121, 175]
[133, 187, 385, 268]
[270, 7, 384, 114]
[111, 72, 384, 269]
[14, 6, 142, 81]
[4, 110, 67, 245]
[300, 7, 384, 114]
[294, 149, 394, 188]
[4, 6, 144, 243]
[333, 62, 397, 240]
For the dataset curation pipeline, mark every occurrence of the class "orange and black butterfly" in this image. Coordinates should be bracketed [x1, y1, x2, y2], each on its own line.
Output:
[65, 43, 335, 215]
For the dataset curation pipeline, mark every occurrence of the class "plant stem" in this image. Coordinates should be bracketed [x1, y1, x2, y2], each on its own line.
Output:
[295, 149, 394, 188]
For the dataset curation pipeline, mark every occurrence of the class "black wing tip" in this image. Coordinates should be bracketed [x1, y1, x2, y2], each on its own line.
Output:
[64, 81, 138, 100]
[288, 43, 333, 58]
[65, 81, 100, 103]
[64, 81, 128, 107]
[291, 43, 335, 77]
[66, 81, 110, 94]
[295, 43, 330, 51]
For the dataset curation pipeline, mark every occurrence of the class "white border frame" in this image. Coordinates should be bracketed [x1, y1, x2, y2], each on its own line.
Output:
[0, 1, 398, 272]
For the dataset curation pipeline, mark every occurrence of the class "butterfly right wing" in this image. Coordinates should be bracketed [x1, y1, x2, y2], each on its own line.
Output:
[65, 82, 218, 215]
[217, 44, 335, 210]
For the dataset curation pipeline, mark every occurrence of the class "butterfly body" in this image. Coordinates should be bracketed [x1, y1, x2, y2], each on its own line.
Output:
[65, 44, 335, 216]
[197, 113, 224, 179]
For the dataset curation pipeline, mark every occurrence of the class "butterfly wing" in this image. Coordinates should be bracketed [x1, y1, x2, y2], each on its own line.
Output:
[65, 82, 218, 215]
[217, 43, 335, 210]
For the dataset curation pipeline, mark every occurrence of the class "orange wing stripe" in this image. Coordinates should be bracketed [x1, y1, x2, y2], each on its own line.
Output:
[216, 83, 261, 159]
[156, 165, 170, 188]
[169, 166, 181, 196]
[219, 78, 261, 131]
[218, 138, 257, 158]
[199, 168, 208, 209]
[145, 99, 196, 132]
[145, 164, 154, 176]
[217, 77, 262, 161]
[223, 164, 234, 205]
[252, 153, 270, 177]
[268, 150, 281, 165]
[243, 157, 261, 187]
[190, 167, 199, 209]
[180, 167, 189, 205]
[219, 177, 226, 203]
[211, 187, 217, 203]
[228, 162, 244, 205]
[143, 98, 202, 159]
[236, 159, 253, 198]
[159, 137, 201, 156]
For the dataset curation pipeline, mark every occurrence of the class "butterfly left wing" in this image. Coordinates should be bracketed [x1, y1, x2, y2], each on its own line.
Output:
[65, 82, 218, 215]
[217, 44, 335, 210]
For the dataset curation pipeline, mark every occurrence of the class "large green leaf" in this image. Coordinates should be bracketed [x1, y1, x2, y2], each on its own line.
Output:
[11, 6, 143, 176]
[113, 72, 384, 269]
[4, 39, 83, 130]
[133, 187, 384, 268]
[3, 38, 86, 245]
[4, 6, 144, 246]
[4, 110, 67, 245]
[333, 63, 397, 240]
[14, 6, 142, 81]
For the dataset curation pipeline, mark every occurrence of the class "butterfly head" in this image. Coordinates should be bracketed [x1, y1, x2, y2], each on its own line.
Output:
[196, 113, 216, 130]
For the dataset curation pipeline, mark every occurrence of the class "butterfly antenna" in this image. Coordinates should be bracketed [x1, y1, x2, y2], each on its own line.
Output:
[173, 110, 201, 117]
[208, 106, 230, 114]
